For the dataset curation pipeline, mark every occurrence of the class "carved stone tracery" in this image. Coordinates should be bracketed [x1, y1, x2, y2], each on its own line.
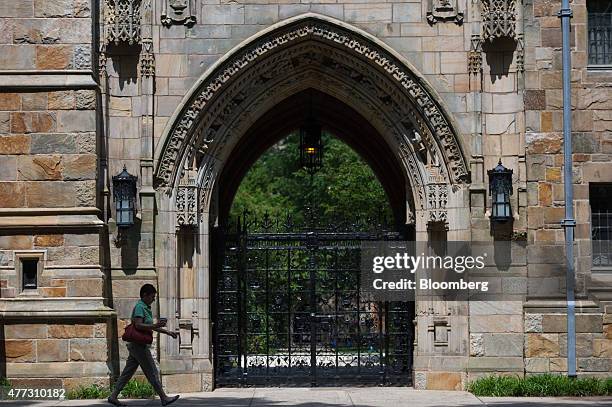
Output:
[155, 20, 469, 195]
[176, 179, 198, 228]
[104, 0, 141, 45]
[427, 181, 448, 223]
[139, 38, 155, 77]
[468, 35, 482, 75]
[188, 46, 434, 213]
[482, 0, 517, 42]
[516, 33, 525, 73]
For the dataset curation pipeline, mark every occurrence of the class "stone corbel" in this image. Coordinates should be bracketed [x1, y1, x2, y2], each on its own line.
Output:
[161, 0, 197, 27]
[426, 0, 464, 25]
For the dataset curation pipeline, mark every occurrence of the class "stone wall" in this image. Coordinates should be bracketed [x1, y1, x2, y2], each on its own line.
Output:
[1, 0, 611, 393]
[2, 322, 110, 390]
[521, 0, 612, 377]
[0, 0, 114, 388]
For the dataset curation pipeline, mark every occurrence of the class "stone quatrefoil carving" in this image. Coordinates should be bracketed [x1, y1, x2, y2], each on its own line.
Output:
[155, 21, 469, 196]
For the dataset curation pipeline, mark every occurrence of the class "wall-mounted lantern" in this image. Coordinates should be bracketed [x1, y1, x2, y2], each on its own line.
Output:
[112, 165, 138, 228]
[299, 117, 323, 175]
[488, 159, 513, 222]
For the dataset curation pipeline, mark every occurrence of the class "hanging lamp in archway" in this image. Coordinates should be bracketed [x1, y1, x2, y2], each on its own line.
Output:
[299, 118, 323, 175]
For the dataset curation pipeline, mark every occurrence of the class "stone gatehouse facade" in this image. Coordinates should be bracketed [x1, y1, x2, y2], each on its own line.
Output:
[1, 0, 612, 392]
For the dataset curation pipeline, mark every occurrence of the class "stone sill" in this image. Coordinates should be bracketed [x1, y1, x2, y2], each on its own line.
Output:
[6, 362, 109, 377]
[0, 207, 100, 215]
[0, 207, 103, 230]
[0, 70, 97, 89]
[523, 298, 599, 313]
[0, 297, 115, 319]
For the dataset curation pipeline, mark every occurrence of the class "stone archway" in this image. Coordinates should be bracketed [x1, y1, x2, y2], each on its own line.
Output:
[153, 13, 471, 390]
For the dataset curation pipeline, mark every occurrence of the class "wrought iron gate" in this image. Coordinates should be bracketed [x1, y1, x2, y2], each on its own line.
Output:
[213, 215, 414, 387]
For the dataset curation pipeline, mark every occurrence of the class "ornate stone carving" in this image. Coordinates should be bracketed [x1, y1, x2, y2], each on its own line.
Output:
[198, 161, 215, 212]
[427, 0, 464, 25]
[176, 179, 198, 228]
[481, 0, 517, 41]
[516, 33, 525, 72]
[468, 34, 482, 75]
[104, 0, 141, 45]
[427, 182, 448, 223]
[154, 20, 470, 190]
[99, 44, 108, 79]
[161, 0, 197, 27]
[139, 38, 155, 77]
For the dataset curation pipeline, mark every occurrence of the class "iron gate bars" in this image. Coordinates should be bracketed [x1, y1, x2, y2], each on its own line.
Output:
[213, 214, 414, 387]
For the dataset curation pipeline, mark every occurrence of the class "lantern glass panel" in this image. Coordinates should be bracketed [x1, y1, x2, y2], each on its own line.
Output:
[488, 161, 513, 221]
[113, 167, 137, 227]
[299, 122, 323, 174]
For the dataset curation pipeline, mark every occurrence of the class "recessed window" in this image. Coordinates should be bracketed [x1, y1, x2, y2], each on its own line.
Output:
[588, 1, 612, 66]
[590, 184, 612, 267]
[21, 258, 38, 289]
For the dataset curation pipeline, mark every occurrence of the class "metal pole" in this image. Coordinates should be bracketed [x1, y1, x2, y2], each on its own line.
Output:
[558, 0, 576, 378]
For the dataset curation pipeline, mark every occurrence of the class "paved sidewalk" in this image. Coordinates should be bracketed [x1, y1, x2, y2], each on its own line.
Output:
[2, 388, 612, 406]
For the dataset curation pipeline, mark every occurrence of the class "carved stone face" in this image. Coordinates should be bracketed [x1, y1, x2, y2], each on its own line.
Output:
[169, 0, 187, 12]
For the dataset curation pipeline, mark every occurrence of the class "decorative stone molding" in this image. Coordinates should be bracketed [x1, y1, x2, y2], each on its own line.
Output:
[198, 161, 215, 212]
[427, 182, 448, 223]
[161, 0, 197, 27]
[176, 179, 198, 228]
[516, 33, 525, 72]
[139, 38, 155, 77]
[481, 0, 517, 42]
[189, 50, 431, 213]
[468, 34, 482, 75]
[99, 44, 108, 79]
[104, 0, 141, 45]
[428, 317, 451, 347]
[154, 18, 469, 192]
[426, 0, 464, 25]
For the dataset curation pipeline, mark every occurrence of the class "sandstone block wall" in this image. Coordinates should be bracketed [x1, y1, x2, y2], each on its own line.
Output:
[521, 0, 612, 377]
[1, 0, 612, 393]
[2, 322, 110, 390]
[0, 0, 113, 388]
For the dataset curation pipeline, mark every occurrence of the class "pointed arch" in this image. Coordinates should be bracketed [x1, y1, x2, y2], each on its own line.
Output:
[153, 13, 470, 197]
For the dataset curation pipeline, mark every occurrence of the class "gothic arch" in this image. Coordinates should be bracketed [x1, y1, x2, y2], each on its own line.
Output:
[153, 13, 470, 202]
[152, 14, 474, 373]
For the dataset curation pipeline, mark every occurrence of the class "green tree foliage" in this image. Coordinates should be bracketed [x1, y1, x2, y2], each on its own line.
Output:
[229, 133, 393, 226]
